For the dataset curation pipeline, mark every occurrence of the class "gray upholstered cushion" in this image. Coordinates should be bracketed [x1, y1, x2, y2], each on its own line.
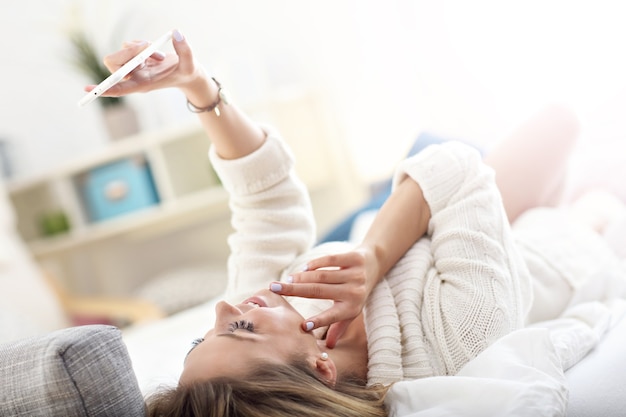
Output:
[0, 325, 145, 417]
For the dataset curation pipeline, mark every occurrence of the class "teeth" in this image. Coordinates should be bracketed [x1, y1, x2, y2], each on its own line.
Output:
[246, 302, 260, 307]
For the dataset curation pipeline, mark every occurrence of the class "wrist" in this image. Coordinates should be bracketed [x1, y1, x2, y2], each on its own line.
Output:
[180, 68, 219, 108]
[186, 77, 230, 116]
[354, 244, 384, 290]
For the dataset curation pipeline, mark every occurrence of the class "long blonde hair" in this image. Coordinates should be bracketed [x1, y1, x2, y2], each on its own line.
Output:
[146, 359, 389, 417]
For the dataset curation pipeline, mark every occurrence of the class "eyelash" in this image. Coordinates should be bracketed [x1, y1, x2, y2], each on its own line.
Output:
[186, 337, 204, 357]
[229, 319, 255, 333]
[186, 320, 254, 358]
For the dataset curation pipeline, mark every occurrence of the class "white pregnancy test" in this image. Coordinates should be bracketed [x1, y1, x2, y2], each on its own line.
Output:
[78, 30, 173, 107]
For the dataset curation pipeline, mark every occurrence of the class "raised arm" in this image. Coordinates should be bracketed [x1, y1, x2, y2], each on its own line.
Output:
[91, 29, 316, 302]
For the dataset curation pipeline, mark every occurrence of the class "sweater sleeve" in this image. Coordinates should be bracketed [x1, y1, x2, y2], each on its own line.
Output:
[393, 141, 533, 375]
[209, 126, 316, 303]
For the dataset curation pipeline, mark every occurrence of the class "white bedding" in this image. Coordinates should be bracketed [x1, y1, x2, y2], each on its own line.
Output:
[386, 300, 626, 417]
[385, 328, 567, 416]
[123, 295, 626, 416]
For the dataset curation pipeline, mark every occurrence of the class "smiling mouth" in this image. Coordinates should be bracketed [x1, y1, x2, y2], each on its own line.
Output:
[242, 295, 267, 308]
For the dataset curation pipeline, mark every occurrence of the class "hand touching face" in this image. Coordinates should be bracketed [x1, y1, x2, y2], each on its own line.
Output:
[270, 247, 380, 348]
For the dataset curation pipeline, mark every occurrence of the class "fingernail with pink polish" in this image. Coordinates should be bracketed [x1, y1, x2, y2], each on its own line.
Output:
[305, 322, 314, 331]
[270, 283, 282, 292]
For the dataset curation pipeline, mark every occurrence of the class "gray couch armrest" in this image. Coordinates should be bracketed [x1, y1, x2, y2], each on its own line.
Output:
[0, 325, 145, 417]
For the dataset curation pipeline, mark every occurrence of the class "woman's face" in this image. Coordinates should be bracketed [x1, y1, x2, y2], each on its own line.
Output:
[180, 289, 323, 384]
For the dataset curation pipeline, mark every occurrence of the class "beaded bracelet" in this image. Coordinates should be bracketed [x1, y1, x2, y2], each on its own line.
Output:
[186, 77, 230, 116]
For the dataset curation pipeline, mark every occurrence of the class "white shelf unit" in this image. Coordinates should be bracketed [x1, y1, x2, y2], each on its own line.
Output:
[7, 122, 225, 259]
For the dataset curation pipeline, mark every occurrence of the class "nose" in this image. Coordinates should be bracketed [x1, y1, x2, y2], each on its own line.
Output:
[215, 300, 243, 319]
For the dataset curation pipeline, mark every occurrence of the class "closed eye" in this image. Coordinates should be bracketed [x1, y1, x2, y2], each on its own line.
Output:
[186, 337, 204, 357]
[228, 319, 255, 333]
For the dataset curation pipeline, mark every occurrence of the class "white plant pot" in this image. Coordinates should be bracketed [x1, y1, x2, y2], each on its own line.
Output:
[102, 105, 140, 140]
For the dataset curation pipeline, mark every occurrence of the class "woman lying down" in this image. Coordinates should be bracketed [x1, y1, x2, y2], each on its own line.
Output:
[89, 29, 626, 417]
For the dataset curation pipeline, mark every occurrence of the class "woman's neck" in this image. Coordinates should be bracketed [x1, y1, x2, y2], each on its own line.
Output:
[324, 313, 369, 382]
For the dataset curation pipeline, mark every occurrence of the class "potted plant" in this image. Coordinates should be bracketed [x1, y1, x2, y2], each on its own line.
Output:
[69, 30, 140, 140]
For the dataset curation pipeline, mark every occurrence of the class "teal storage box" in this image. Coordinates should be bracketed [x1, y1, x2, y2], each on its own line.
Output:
[81, 156, 160, 222]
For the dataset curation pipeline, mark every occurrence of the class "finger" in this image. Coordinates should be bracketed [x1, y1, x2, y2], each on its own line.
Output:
[122, 40, 166, 62]
[302, 308, 356, 334]
[121, 40, 144, 48]
[103, 40, 149, 73]
[303, 251, 365, 272]
[301, 310, 340, 332]
[270, 281, 350, 300]
[325, 321, 351, 349]
[289, 268, 351, 285]
[170, 29, 195, 74]
[149, 50, 166, 61]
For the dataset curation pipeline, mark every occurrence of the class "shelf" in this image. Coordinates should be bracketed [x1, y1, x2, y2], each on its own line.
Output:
[5, 121, 226, 258]
[26, 187, 228, 258]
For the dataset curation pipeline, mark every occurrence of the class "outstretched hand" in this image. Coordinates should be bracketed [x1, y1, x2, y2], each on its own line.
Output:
[270, 247, 380, 349]
[84, 29, 204, 98]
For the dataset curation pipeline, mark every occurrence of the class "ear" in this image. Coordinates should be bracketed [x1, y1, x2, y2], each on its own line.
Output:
[314, 355, 337, 387]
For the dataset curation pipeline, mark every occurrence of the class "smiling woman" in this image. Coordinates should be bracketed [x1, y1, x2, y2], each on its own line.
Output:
[90, 27, 625, 417]
[179, 289, 365, 386]
[180, 289, 369, 387]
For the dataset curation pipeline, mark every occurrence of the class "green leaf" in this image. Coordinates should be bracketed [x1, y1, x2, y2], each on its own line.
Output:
[69, 31, 124, 107]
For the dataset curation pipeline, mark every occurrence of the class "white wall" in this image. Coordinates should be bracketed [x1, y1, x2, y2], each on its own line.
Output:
[2, 0, 626, 183]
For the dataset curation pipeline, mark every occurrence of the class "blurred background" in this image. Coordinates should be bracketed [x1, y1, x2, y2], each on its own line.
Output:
[1, 0, 626, 339]
[2, 0, 626, 182]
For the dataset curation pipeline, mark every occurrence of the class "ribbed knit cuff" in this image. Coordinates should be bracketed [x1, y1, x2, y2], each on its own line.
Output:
[208, 126, 296, 196]
[392, 141, 484, 216]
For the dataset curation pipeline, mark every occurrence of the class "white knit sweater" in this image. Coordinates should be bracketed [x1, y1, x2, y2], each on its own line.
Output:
[364, 140, 532, 384]
[210, 127, 533, 386]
